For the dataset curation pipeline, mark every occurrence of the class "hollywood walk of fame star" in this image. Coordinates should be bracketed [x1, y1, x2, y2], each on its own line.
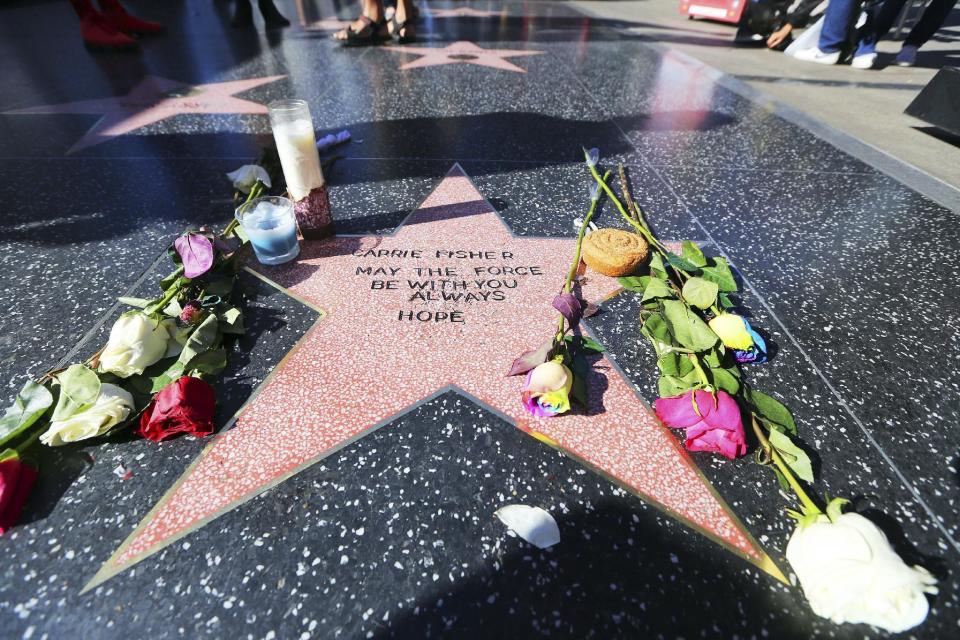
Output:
[84, 165, 784, 591]
[4, 75, 285, 153]
[427, 8, 504, 18]
[383, 40, 544, 72]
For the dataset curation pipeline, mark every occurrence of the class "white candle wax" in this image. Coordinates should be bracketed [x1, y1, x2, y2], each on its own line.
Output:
[272, 119, 324, 200]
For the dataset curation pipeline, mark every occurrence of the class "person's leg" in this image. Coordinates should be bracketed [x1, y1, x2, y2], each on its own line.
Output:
[257, 0, 290, 27]
[390, 0, 416, 42]
[904, 0, 958, 47]
[333, 0, 387, 42]
[818, 0, 862, 52]
[855, 0, 908, 55]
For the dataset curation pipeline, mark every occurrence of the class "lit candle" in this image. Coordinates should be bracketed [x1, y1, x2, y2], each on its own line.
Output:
[267, 99, 334, 238]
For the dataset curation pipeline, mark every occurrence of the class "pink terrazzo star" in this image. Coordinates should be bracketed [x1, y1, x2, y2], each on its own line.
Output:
[85, 165, 783, 591]
[384, 40, 543, 72]
[4, 74, 285, 153]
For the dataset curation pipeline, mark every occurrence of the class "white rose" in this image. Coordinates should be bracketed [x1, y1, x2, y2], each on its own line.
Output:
[99, 313, 171, 378]
[40, 384, 134, 446]
[226, 164, 271, 194]
[786, 511, 937, 632]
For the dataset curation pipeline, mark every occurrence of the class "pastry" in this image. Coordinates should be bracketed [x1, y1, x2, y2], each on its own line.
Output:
[581, 228, 649, 277]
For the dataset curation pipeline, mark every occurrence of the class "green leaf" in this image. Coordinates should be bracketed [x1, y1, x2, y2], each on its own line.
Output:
[718, 292, 735, 309]
[219, 306, 245, 335]
[0, 380, 54, 448]
[703, 347, 724, 368]
[768, 428, 814, 483]
[657, 352, 680, 377]
[640, 312, 671, 344]
[117, 296, 151, 308]
[178, 314, 220, 366]
[666, 252, 700, 274]
[658, 375, 693, 397]
[562, 335, 606, 354]
[163, 299, 183, 318]
[749, 389, 797, 435]
[617, 275, 649, 292]
[681, 241, 707, 268]
[681, 277, 719, 310]
[204, 276, 236, 297]
[641, 278, 674, 302]
[699, 257, 737, 292]
[662, 300, 717, 351]
[150, 359, 185, 393]
[186, 349, 227, 376]
[648, 253, 667, 280]
[708, 367, 740, 395]
[52, 364, 101, 421]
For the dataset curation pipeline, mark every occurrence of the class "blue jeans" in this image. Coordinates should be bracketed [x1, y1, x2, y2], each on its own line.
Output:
[817, 0, 863, 53]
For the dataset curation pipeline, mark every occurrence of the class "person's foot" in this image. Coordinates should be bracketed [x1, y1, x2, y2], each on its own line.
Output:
[896, 45, 918, 67]
[389, 2, 416, 43]
[99, 0, 163, 35]
[232, 0, 254, 27]
[851, 52, 877, 69]
[80, 10, 138, 50]
[258, 0, 290, 28]
[793, 47, 840, 65]
[333, 4, 386, 44]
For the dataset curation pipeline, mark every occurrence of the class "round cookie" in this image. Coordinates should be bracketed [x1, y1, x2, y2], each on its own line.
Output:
[581, 228, 649, 277]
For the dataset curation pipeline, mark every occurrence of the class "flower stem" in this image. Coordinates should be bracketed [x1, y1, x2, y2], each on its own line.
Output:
[750, 414, 821, 514]
[556, 169, 612, 341]
[14, 428, 42, 455]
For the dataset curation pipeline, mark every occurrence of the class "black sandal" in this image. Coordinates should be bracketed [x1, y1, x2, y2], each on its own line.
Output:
[334, 15, 388, 47]
[389, 15, 416, 44]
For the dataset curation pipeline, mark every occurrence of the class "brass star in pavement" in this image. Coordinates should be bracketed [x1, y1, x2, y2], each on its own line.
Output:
[4, 75, 285, 153]
[383, 40, 544, 72]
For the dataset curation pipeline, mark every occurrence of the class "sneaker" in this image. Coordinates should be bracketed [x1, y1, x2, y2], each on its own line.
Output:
[851, 52, 877, 69]
[895, 45, 918, 67]
[792, 47, 841, 65]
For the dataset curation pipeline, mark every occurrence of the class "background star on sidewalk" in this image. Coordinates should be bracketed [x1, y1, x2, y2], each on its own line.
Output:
[4, 75, 284, 153]
[383, 41, 544, 72]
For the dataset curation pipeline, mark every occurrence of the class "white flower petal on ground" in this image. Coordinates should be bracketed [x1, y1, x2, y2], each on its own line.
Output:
[495, 505, 560, 549]
[786, 512, 937, 633]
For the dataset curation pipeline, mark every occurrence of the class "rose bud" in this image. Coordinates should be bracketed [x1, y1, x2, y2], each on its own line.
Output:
[180, 300, 205, 325]
[655, 389, 747, 459]
[522, 360, 573, 418]
[136, 376, 216, 442]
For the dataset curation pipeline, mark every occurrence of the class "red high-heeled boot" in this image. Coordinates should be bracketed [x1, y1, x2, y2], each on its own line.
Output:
[98, 0, 164, 35]
[69, 0, 138, 50]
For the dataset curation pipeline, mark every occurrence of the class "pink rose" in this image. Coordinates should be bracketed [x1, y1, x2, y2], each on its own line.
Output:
[655, 390, 747, 459]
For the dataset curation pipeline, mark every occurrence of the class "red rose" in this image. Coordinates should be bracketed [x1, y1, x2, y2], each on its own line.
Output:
[0, 452, 37, 534]
[136, 376, 216, 442]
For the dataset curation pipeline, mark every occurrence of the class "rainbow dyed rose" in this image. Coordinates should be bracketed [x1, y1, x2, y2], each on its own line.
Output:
[522, 360, 574, 417]
[709, 313, 767, 363]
